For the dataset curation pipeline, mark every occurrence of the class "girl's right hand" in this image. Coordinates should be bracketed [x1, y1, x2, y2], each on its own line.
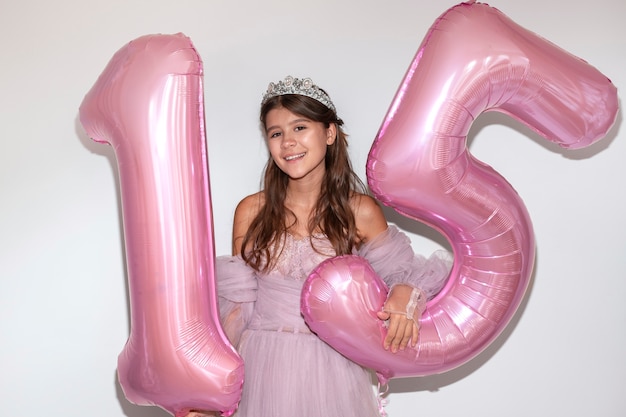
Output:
[183, 411, 219, 417]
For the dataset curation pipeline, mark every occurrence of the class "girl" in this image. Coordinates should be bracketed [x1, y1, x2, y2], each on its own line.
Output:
[189, 76, 450, 417]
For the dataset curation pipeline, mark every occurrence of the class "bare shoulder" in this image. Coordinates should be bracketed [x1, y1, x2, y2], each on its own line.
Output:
[234, 192, 264, 219]
[232, 191, 264, 254]
[350, 193, 388, 243]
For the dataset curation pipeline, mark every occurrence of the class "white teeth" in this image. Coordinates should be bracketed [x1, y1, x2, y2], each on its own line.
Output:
[285, 153, 305, 161]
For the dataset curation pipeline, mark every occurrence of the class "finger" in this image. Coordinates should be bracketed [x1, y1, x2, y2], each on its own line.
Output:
[377, 310, 390, 321]
[384, 315, 400, 351]
[396, 319, 413, 351]
[411, 321, 420, 347]
[388, 315, 411, 353]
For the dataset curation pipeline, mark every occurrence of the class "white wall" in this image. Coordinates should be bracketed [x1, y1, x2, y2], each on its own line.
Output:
[1, 0, 624, 416]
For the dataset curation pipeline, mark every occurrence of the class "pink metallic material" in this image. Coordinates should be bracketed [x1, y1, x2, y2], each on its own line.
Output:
[302, 1, 617, 382]
[79, 33, 243, 416]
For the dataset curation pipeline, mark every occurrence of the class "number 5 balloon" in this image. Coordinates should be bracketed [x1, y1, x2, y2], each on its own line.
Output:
[79, 34, 244, 416]
[302, 1, 618, 382]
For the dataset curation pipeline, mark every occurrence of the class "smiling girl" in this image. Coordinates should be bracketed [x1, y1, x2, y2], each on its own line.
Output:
[187, 76, 450, 417]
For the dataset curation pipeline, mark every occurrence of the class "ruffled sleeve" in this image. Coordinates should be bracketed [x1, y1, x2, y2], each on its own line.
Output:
[215, 255, 258, 347]
[356, 225, 452, 299]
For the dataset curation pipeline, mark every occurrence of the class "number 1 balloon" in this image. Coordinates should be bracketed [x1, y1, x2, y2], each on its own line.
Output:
[79, 34, 244, 416]
[302, 1, 618, 383]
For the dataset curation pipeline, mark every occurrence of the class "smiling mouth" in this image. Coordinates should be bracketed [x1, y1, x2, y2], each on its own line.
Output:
[285, 152, 306, 161]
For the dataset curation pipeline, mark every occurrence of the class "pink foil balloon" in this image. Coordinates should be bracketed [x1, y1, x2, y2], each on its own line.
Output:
[79, 34, 243, 415]
[302, 1, 617, 382]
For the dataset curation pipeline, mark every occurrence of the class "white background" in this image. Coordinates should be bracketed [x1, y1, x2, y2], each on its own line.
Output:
[1, 0, 624, 416]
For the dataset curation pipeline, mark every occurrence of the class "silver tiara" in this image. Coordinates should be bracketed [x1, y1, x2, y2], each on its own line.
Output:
[261, 75, 336, 113]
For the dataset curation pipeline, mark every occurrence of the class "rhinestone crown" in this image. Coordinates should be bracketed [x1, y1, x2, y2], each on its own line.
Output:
[261, 75, 336, 113]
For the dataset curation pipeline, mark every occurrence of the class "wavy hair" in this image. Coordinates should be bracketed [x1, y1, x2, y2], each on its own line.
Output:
[241, 93, 367, 272]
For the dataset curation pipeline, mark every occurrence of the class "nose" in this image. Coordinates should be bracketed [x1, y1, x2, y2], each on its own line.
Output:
[281, 133, 296, 148]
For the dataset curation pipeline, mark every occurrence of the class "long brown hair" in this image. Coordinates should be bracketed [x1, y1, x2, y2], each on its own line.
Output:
[241, 93, 367, 272]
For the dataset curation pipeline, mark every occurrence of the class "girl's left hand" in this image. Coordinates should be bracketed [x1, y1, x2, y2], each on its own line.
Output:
[376, 284, 419, 353]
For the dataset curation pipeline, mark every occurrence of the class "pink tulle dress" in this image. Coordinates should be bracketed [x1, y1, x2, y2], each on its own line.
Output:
[215, 226, 451, 417]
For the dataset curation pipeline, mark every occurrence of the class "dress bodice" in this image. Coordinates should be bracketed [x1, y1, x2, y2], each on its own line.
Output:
[248, 234, 335, 333]
[265, 234, 335, 281]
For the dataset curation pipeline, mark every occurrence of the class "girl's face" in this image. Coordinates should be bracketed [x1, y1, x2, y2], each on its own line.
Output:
[264, 106, 336, 182]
